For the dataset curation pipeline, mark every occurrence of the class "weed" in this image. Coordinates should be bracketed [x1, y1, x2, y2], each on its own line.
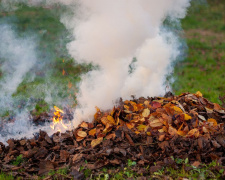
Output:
[12, 154, 23, 166]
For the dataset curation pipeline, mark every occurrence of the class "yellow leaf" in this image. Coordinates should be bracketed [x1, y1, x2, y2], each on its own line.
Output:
[77, 131, 87, 138]
[207, 118, 217, 127]
[107, 115, 115, 125]
[184, 114, 192, 121]
[89, 128, 96, 136]
[142, 108, 150, 117]
[195, 91, 203, 97]
[137, 124, 147, 131]
[91, 137, 103, 148]
[173, 106, 183, 114]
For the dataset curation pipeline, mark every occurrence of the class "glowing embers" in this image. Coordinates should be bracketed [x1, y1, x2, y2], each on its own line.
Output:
[50, 106, 68, 132]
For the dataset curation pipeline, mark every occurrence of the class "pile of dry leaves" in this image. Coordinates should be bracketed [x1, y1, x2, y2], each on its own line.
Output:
[0, 92, 225, 179]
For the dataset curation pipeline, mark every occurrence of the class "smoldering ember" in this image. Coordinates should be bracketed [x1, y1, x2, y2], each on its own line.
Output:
[0, 92, 225, 179]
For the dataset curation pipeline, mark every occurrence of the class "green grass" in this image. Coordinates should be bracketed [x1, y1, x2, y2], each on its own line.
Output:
[172, 0, 225, 104]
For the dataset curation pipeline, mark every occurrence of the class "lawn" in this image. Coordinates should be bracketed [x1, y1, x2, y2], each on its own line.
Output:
[172, 0, 225, 104]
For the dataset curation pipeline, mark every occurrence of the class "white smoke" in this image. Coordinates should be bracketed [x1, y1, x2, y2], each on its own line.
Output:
[62, 0, 191, 126]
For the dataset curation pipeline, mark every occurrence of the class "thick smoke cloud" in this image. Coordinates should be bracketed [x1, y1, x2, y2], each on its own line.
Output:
[65, 0, 191, 126]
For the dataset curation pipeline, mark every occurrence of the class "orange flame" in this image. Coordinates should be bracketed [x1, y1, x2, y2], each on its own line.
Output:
[50, 106, 68, 131]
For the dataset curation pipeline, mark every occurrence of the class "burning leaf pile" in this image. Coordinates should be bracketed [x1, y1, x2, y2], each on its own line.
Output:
[1, 92, 225, 179]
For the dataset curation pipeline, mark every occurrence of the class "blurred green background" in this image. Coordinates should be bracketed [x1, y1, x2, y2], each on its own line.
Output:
[0, 0, 224, 118]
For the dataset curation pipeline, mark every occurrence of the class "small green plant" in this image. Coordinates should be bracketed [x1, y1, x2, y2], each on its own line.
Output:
[48, 169, 55, 176]
[83, 169, 92, 178]
[12, 155, 23, 166]
[127, 159, 136, 167]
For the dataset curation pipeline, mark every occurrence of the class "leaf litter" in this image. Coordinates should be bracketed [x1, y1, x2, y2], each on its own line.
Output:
[0, 92, 225, 179]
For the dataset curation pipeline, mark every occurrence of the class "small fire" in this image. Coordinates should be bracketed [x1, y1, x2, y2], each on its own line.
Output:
[50, 106, 68, 132]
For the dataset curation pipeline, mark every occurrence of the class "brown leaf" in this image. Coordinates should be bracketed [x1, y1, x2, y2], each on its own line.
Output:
[60, 150, 69, 162]
[72, 153, 84, 163]
[38, 161, 55, 176]
[110, 159, 121, 165]
[125, 133, 135, 146]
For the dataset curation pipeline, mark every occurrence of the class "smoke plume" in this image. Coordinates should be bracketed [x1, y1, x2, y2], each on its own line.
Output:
[63, 0, 191, 126]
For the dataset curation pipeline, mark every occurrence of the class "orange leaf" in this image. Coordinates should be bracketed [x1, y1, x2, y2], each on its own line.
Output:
[91, 137, 103, 148]
[126, 122, 135, 129]
[77, 131, 87, 138]
[89, 128, 96, 136]
[207, 118, 217, 127]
